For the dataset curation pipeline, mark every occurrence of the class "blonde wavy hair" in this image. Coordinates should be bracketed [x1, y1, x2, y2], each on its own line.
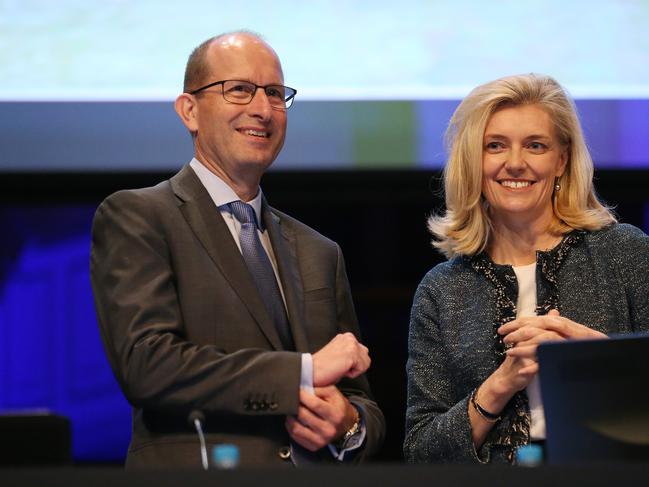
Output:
[429, 73, 616, 259]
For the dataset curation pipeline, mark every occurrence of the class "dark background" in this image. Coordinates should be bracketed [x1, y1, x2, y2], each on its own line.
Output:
[1, 168, 648, 462]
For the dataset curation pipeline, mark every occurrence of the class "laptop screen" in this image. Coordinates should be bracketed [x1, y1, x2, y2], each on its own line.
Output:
[537, 333, 649, 464]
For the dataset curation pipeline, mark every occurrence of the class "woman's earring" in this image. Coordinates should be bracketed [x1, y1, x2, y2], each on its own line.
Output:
[554, 179, 561, 191]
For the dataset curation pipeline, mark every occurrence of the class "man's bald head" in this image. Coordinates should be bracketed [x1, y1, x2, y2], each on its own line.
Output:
[183, 31, 281, 93]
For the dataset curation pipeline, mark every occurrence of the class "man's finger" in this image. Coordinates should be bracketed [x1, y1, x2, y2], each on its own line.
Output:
[312, 385, 338, 399]
[296, 404, 330, 432]
[285, 417, 324, 452]
[300, 389, 334, 419]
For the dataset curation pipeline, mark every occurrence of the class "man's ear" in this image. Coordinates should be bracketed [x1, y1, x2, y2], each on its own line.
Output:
[174, 93, 198, 134]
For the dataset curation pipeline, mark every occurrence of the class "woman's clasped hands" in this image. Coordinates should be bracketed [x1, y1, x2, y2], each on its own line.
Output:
[497, 310, 607, 380]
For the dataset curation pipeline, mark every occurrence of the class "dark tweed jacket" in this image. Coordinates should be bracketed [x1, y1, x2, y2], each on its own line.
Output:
[404, 223, 649, 464]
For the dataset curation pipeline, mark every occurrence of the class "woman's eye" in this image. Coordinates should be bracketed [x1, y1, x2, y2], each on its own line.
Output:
[485, 141, 503, 151]
[528, 142, 548, 152]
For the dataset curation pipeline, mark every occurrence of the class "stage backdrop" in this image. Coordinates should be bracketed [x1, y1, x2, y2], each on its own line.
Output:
[1, 0, 648, 463]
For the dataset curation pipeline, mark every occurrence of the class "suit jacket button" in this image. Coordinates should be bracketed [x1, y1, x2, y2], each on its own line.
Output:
[278, 446, 291, 461]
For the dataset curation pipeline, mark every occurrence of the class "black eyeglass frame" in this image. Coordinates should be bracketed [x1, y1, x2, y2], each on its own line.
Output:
[187, 79, 297, 109]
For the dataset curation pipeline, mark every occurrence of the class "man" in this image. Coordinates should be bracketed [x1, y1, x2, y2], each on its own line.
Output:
[90, 31, 385, 468]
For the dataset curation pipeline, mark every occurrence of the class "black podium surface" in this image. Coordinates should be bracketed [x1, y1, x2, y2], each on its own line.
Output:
[2, 464, 648, 487]
[0, 413, 72, 466]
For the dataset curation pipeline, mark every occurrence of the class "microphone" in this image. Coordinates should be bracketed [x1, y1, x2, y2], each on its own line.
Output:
[188, 410, 208, 470]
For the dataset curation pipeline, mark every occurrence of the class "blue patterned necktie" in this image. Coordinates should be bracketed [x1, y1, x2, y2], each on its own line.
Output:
[227, 201, 295, 350]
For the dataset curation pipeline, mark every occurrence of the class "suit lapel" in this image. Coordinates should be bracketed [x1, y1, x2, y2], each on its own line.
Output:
[170, 166, 284, 350]
[263, 202, 310, 353]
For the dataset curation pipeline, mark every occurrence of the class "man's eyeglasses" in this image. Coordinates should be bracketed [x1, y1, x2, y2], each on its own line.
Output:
[187, 79, 297, 110]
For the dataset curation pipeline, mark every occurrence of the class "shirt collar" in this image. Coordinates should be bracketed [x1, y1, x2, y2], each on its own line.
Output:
[189, 158, 265, 229]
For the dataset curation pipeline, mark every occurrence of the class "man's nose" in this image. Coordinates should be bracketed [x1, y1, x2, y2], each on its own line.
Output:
[247, 88, 273, 120]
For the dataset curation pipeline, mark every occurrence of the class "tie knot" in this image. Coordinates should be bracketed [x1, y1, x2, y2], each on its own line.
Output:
[228, 201, 260, 229]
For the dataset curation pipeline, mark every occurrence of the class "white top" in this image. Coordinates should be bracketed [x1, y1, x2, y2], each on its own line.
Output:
[512, 262, 546, 440]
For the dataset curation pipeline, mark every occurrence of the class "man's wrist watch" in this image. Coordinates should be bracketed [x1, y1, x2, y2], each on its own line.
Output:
[335, 409, 362, 450]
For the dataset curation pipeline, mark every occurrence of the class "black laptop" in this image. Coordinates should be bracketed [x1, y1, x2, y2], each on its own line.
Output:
[538, 333, 649, 464]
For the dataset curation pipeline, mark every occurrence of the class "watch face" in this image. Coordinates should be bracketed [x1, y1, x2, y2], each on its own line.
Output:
[336, 410, 362, 450]
[341, 429, 362, 451]
[347, 421, 360, 438]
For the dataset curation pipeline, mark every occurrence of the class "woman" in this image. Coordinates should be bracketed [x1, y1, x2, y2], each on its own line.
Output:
[403, 73, 649, 464]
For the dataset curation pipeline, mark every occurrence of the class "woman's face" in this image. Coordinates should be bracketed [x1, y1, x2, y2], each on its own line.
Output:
[481, 103, 567, 228]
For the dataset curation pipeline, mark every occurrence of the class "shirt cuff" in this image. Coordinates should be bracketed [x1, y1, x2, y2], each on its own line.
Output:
[300, 353, 314, 394]
[299, 356, 364, 461]
[327, 403, 366, 461]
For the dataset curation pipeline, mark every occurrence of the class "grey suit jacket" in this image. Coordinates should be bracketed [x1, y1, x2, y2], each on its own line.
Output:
[90, 165, 385, 468]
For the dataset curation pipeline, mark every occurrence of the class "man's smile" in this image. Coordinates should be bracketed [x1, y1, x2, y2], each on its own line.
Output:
[237, 128, 270, 138]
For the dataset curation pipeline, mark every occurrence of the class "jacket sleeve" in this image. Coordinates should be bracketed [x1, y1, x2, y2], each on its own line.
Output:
[615, 224, 649, 332]
[90, 190, 302, 418]
[403, 271, 487, 463]
[332, 244, 386, 462]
